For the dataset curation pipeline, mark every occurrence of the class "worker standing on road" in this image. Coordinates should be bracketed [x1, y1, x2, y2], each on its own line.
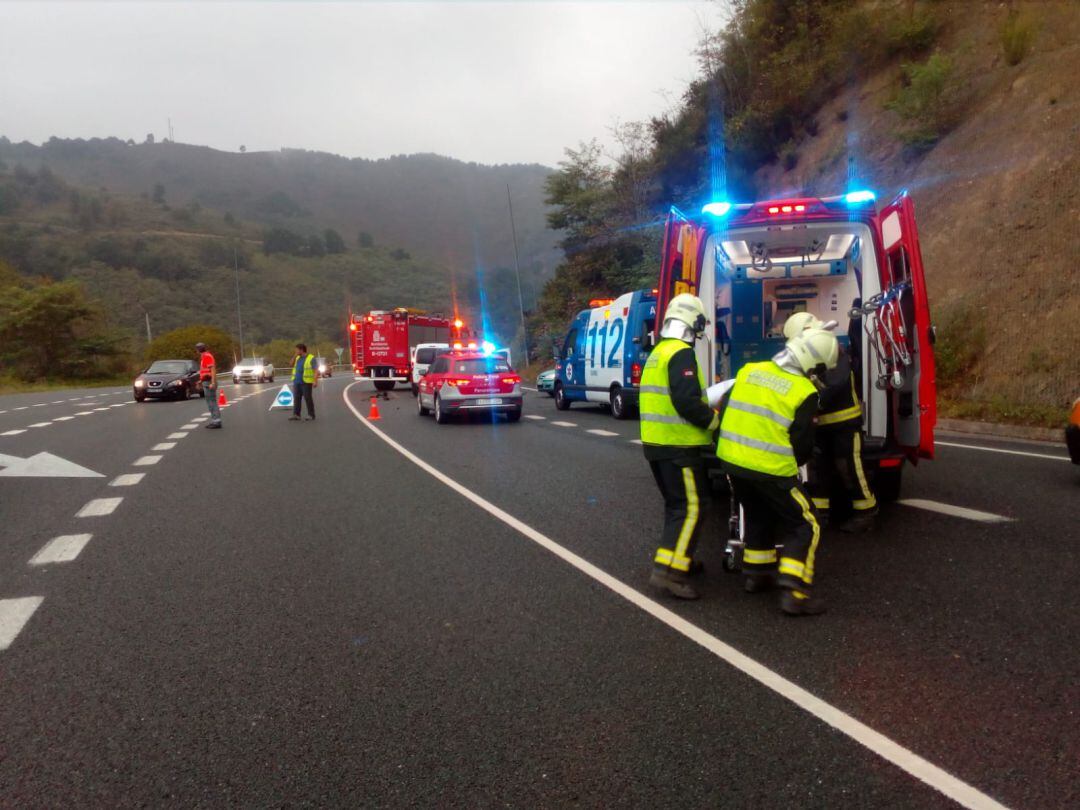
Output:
[717, 327, 839, 615]
[289, 343, 318, 421]
[640, 294, 719, 601]
[196, 341, 222, 430]
[783, 313, 877, 532]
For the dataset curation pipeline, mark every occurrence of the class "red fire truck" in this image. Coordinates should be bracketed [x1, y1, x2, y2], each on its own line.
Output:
[349, 309, 470, 392]
[654, 189, 937, 501]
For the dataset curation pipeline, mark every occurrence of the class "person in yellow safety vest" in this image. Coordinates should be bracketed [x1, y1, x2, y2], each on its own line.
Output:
[783, 313, 878, 532]
[717, 327, 839, 616]
[640, 293, 720, 600]
[289, 343, 318, 421]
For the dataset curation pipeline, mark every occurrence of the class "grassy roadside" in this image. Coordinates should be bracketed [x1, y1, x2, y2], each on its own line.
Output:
[0, 374, 132, 396]
[937, 396, 1068, 430]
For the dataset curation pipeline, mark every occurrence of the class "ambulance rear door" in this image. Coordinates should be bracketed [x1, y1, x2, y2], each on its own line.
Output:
[877, 192, 937, 460]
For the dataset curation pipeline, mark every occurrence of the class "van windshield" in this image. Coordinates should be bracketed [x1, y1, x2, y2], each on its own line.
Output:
[416, 348, 440, 364]
[239, 358, 258, 365]
[451, 359, 510, 375]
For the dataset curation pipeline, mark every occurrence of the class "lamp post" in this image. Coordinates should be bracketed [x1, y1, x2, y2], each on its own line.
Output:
[506, 184, 529, 364]
[233, 246, 245, 359]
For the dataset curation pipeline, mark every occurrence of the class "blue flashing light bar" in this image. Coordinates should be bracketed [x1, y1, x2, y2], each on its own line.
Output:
[844, 190, 876, 205]
[701, 201, 731, 217]
[481, 340, 496, 356]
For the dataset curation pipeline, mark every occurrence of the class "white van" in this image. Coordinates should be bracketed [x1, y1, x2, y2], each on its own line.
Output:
[410, 342, 450, 395]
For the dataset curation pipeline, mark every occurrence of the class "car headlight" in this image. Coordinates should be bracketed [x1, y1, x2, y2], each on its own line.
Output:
[167, 379, 183, 386]
[134, 379, 144, 387]
[319, 365, 327, 373]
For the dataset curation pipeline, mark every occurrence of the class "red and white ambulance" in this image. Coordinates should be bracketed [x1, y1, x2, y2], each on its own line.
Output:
[654, 190, 937, 499]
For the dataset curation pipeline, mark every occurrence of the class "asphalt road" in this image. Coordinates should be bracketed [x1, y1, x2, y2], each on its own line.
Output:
[0, 378, 1076, 808]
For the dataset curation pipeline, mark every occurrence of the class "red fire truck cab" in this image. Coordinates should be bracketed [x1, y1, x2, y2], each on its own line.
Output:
[350, 309, 469, 392]
[655, 190, 937, 500]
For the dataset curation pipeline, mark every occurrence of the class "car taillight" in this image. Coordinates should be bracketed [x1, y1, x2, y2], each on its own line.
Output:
[631, 363, 642, 385]
[446, 378, 472, 387]
[501, 376, 520, 385]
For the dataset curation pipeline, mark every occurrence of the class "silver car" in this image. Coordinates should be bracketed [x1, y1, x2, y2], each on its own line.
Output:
[232, 357, 275, 384]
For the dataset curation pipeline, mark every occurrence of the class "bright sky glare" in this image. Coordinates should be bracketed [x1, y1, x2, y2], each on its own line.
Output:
[0, 1, 729, 167]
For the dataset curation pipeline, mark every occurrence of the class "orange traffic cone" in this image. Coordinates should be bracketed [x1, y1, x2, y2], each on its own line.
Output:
[218, 389, 228, 406]
[367, 396, 381, 421]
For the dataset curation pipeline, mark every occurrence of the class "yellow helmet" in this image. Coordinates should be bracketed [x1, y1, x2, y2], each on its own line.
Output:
[664, 293, 708, 335]
[782, 312, 825, 340]
[786, 327, 839, 373]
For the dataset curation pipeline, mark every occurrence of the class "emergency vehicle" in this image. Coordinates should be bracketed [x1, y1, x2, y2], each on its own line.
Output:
[554, 289, 658, 419]
[349, 309, 470, 392]
[655, 190, 937, 499]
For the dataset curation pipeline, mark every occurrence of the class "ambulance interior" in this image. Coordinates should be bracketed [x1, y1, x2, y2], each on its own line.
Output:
[698, 221, 887, 442]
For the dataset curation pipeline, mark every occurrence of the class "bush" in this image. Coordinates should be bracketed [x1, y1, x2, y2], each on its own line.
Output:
[933, 301, 987, 391]
[885, 8, 940, 57]
[1000, 11, 1035, 66]
[887, 53, 955, 151]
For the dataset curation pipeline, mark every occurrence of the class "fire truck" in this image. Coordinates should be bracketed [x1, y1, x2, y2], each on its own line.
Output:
[349, 309, 470, 392]
[654, 189, 937, 501]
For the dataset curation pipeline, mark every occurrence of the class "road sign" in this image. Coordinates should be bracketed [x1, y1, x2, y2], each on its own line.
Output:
[0, 452, 103, 478]
[269, 385, 294, 410]
[335, 347, 344, 361]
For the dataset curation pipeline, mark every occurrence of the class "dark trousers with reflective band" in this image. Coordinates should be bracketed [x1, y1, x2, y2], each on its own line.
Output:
[730, 475, 820, 591]
[808, 426, 876, 513]
[650, 457, 706, 574]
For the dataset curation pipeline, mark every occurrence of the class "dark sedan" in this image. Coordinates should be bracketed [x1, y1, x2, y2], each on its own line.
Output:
[133, 360, 204, 402]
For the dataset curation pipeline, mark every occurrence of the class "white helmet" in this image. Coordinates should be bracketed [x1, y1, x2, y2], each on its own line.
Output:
[663, 294, 708, 335]
[786, 327, 839, 374]
[782, 312, 839, 340]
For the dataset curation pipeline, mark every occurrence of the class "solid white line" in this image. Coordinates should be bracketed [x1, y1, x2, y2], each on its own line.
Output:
[0, 597, 44, 651]
[29, 534, 93, 566]
[133, 455, 162, 466]
[180, 424, 199, 430]
[152, 442, 176, 451]
[54, 416, 74, 421]
[110, 473, 145, 487]
[551, 421, 577, 427]
[29, 422, 52, 428]
[524, 415, 546, 420]
[340, 382, 1009, 810]
[587, 429, 620, 437]
[1, 429, 26, 436]
[76, 497, 123, 517]
[936, 440, 1068, 463]
[167, 432, 188, 440]
[898, 499, 1014, 523]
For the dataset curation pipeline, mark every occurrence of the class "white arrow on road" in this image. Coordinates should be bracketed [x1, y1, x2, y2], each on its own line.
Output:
[0, 452, 104, 478]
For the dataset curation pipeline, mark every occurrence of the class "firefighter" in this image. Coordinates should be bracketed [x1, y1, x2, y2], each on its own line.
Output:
[717, 327, 839, 615]
[783, 313, 877, 532]
[640, 293, 719, 600]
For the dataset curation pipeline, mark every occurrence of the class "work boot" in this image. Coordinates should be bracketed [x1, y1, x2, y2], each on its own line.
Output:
[743, 571, 777, 593]
[304, 415, 316, 421]
[649, 568, 700, 600]
[288, 415, 301, 421]
[780, 589, 827, 616]
[837, 509, 878, 534]
[205, 422, 222, 430]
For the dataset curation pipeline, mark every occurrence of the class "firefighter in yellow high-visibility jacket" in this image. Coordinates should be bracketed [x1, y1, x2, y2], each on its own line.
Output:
[640, 294, 719, 601]
[716, 327, 840, 616]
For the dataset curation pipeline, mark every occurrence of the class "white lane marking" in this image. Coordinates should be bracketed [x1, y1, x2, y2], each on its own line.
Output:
[51, 400, 64, 404]
[551, 421, 577, 427]
[29, 422, 52, 428]
[14, 407, 28, 411]
[342, 382, 1010, 810]
[54, 416, 74, 421]
[29, 534, 93, 566]
[898, 499, 1014, 523]
[76, 497, 123, 517]
[1, 429, 26, 436]
[587, 429, 620, 437]
[152, 442, 176, 451]
[93, 407, 110, 411]
[74, 411, 94, 416]
[110, 473, 145, 487]
[630, 439, 644, 445]
[524, 415, 546, 420]
[180, 424, 199, 430]
[936, 440, 1068, 463]
[0, 410, 5, 414]
[109, 404, 125, 408]
[68, 398, 80, 402]
[522, 386, 538, 392]
[133, 455, 162, 466]
[33, 403, 46, 407]
[167, 432, 188, 440]
[193, 416, 209, 421]
[0, 597, 44, 651]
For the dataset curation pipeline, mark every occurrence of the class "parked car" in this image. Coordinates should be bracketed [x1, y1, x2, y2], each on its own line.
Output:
[134, 360, 203, 402]
[417, 350, 522, 423]
[536, 368, 556, 396]
[232, 357, 275, 384]
[316, 357, 332, 378]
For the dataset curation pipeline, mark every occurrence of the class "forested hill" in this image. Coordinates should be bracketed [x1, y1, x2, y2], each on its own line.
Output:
[0, 138, 558, 290]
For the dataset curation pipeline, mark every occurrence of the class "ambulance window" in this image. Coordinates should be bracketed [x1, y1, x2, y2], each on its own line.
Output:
[564, 329, 578, 359]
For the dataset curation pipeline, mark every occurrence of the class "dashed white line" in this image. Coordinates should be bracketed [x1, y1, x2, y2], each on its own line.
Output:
[551, 421, 578, 427]
[152, 442, 176, 451]
[1, 429, 26, 436]
[524, 415, 546, 421]
[54, 416, 74, 421]
[29, 422, 52, 428]
[193, 416, 209, 421]
[936, 440, 1068, 463]
[110, 473, 145, 487]
[67, 398, 80, 402]
[898, 499, 1014, 523]
[630, 439, 644, 445]
[167, 432, 188, 440]
[14, 407, 28, 411]
[587, 429, 620, 437]
[51, 400, 64, 404]
[133, 455, 162, 466]
[74, 411, 94, 416]
[33, 403, 46, 407]
[93, 407, 110, 412]
[0, 597, 44, 651]
[180, 424, 199, 430]
[109, 404, 125, 408]
[76, 497, 123, 517]
[29, 534, 93, 566]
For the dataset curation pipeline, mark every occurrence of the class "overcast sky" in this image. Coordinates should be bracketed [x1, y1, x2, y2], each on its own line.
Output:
[0, 1, 728, 167]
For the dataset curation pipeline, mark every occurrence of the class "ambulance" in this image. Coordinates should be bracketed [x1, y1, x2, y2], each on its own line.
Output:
[655, 190, 937, 499]
[554, 289, 658, 419]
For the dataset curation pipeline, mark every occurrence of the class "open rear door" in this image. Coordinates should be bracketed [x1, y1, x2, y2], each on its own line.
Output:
[655, 210, 705, 343]
[878, 192, 937, 460]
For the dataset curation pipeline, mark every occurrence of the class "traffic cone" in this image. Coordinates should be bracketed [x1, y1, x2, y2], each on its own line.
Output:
[218, 389, 228, 406]
[367, 396, 381, 421]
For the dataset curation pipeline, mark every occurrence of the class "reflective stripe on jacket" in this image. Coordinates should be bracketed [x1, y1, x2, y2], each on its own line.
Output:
[639, 338, 712, 447]
[717, 361, 817, 477]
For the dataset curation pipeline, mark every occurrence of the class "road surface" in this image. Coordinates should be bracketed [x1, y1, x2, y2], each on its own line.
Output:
[0, 379, 1076, 808]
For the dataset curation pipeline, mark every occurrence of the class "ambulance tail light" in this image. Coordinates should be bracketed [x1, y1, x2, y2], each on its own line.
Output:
[631, 362, 642, 385]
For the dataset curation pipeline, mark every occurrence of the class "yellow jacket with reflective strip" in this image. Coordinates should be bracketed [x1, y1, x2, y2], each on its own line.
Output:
[639, 338, 713, 447]
[295, 354, 316, 384]
[717, 361, 817, 477]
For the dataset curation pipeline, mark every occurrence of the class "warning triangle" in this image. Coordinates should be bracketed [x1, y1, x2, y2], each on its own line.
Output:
[269, 384, 294, 410]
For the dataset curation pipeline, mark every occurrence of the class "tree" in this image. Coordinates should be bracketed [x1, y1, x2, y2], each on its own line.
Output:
[144, 324, 235, 365]
[145, 133, 155, 145]
[152, 183, 166, 204]
[357, 231, 374, 249]
[305, 234, 326, 258]
[262, 226, 304, 256]
[323, 228, 346, 254]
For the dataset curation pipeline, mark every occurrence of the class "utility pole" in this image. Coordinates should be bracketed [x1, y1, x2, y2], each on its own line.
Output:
[506, 184, 529, 364]
[233, 246, 245, 359]
[145, 311, 152, 344]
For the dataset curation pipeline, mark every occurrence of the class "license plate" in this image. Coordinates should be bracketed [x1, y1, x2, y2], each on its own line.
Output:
[474, 398, 501, 406]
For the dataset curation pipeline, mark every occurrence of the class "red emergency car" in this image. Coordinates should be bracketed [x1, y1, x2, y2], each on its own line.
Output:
[416, 350, 523, 424]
